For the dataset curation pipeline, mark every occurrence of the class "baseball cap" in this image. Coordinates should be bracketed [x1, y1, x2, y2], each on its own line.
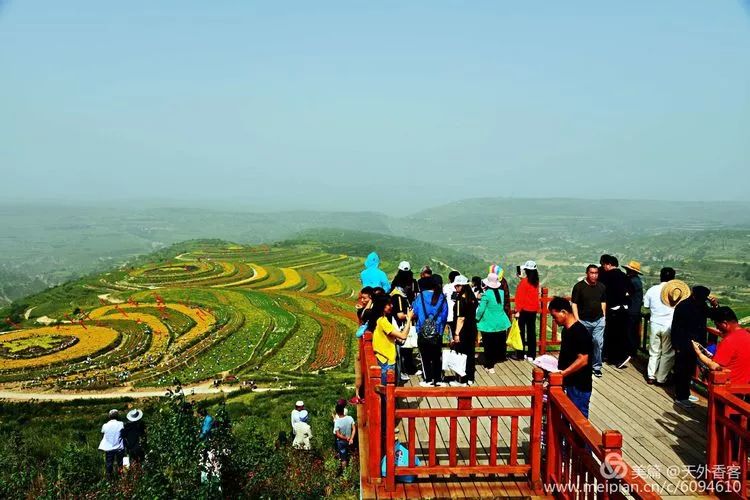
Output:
[398, 261, 411, 271]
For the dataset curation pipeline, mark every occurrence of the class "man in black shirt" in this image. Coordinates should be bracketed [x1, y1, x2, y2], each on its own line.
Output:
[550, 297, 593, 419]
[672, 285, 718, 408]
[598, 255, 632, 369]
[571, 265, 606, 378]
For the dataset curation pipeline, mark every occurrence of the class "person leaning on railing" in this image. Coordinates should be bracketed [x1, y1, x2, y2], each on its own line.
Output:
[371, 294, 414, 385]
[549, 297, 594, 419]
[692, 306, 750, 386]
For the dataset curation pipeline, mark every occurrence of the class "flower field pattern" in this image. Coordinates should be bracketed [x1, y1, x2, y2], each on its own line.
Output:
[2, 240, 367, 390]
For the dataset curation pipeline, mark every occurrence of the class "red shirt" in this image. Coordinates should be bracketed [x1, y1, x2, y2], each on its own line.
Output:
[713, 327, 750, 386]
[514, 278, 540, 313]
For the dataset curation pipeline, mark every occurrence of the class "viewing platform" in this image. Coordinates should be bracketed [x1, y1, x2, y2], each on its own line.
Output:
[356, 289, 749, 499]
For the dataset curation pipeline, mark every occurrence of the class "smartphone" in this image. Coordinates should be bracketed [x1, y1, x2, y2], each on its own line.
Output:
[516, 265, 522, 277]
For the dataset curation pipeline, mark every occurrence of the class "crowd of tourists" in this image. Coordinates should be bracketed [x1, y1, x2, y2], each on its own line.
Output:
[354, 251, 750, 420]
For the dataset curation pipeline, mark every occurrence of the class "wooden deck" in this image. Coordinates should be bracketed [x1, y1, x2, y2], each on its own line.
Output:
[360, 354, 708, 499]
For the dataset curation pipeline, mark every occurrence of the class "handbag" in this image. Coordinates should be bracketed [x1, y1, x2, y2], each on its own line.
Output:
[442, 349, 467, 377]
[506, 319, 523, 351]
[403, 324, 418, 349]
[448, 350, 467, 377]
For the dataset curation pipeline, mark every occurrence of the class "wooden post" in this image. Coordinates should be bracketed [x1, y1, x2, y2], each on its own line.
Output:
[601, 430, 624, 489]
[367, 364, 381, 483]
[539, 288, 549, 355]
[385, 370, 397, 493]
[706, 370, 729, 479]
[545, 372, 563, 485]
[529, 368, 544, 491]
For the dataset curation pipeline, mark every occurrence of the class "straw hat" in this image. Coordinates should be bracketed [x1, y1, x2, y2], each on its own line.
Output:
[622, 260, 643, 275]
[661, 280, 691, 307]
[482, 273, 501, 289]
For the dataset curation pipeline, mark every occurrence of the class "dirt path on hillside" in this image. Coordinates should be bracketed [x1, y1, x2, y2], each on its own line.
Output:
[0, 383, 292, 402]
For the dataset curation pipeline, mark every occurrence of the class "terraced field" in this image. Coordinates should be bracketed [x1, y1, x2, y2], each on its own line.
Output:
[0, 241, 366, 390]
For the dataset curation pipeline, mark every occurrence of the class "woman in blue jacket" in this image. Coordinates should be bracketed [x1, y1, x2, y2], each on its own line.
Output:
[360, 252, 391, 292]
[476, 272, 512, 373]
[412, 277, 448, 387]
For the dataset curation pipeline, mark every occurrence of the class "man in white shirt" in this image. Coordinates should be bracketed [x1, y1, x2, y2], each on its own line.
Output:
[292, 410, 312, 450]
[643, 267, 677, 384]
[99, 409, 125, 478]
[291, 400, 304, 434]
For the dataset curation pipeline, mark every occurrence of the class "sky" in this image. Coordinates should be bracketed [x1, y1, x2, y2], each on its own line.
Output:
[1, 1, 749, 212]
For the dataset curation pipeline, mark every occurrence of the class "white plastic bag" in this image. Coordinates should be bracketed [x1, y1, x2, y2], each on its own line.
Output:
[403, 325, 418, 349]
[447, 350, 467, 377]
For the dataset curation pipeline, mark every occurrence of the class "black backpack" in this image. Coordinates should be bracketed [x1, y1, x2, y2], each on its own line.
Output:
[418, 293, 445, 344]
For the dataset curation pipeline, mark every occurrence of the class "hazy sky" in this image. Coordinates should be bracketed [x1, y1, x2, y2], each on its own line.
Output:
[1, 1, 748, 211]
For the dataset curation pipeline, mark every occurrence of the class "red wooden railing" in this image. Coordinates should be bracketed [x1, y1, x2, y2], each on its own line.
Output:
[706, 370, 750, 498]
[376, 369, 545, 493]
[357, 320, 660, 498]
[546, 372, 660, 499]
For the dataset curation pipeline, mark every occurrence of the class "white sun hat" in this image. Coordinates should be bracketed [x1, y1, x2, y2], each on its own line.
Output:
[452, 275, 470, 286]
[521, 260, 538, 271]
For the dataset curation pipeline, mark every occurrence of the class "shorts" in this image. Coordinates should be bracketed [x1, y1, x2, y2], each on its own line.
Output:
[336, 438, 350, 460]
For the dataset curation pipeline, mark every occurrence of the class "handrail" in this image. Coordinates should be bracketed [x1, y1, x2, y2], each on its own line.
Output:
[545, 372, 660, 499]
[374, 369, 544, 492]
[706, 370, 749, 498]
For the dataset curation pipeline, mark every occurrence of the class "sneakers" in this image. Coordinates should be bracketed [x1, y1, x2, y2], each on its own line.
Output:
[400, 373, 410, 382]
[415, 370, 422, 376]
[449, 381, 466, 387]
[435, 382, 448, 387]
[675, 399, 695, 409]
[419, 381, 434, 388]
[617, 356, 631, 369]
[525, 356, 534, 362]
[467, 381, 474, 386]
[688, 395, 699, 403]
[593, 369, 603, 378]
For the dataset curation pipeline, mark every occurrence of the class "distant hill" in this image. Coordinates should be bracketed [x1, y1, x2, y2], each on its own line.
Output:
[1, 197, 749, 304]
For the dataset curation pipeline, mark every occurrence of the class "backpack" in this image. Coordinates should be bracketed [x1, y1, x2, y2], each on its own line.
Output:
[418, 293, 444, 344]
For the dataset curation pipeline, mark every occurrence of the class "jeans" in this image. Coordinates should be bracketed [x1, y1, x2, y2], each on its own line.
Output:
[336, 438, 350, 461]
[378, 360, 397, 385]
[564, 385, 591, 419]
[579, 317, 605, 371]
[647, 323, 674, 383]
[105, 449, 124, 478]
